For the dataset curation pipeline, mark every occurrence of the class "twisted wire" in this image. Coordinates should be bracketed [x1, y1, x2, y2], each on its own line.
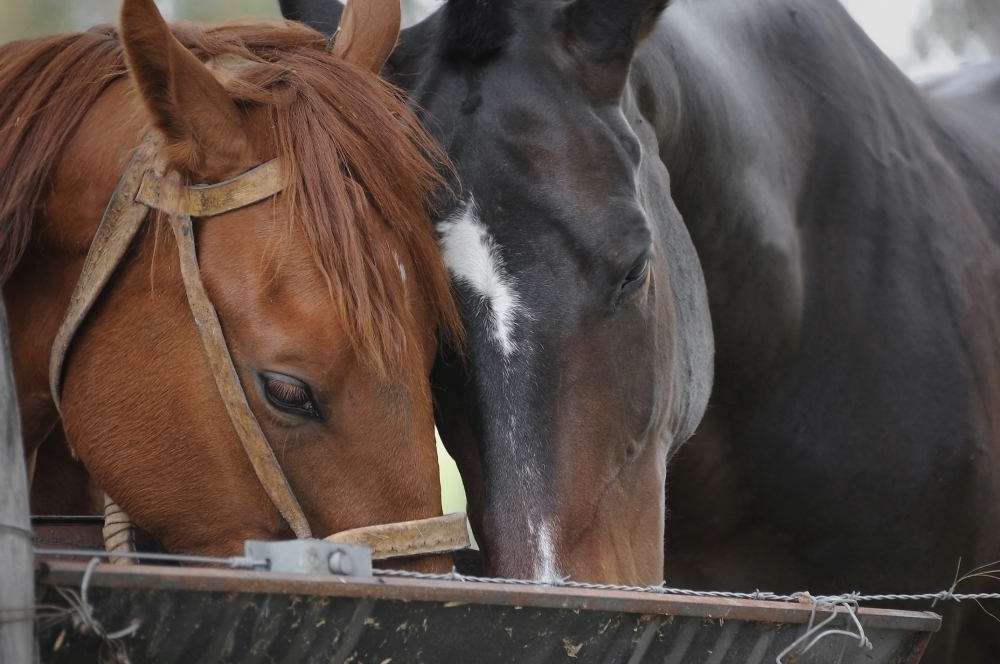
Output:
[371, 568, 1000, 604]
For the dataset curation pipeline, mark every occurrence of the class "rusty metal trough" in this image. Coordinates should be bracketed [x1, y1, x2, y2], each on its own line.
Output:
[34, 558, 939, 664]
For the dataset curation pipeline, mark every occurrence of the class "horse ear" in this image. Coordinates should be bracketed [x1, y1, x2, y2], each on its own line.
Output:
[330, 0, 401, 73]
[119, 0, 252, 178]
[561, 0, 670, 99]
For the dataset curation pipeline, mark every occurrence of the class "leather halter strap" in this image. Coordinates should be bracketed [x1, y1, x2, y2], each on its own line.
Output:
[164, 201, 314, 540]
[47, 135, 471, 558]
[49, 132, 162, 410]
[49, 134, 311, 538]
[326, 512, 469, 560]
[136, 159, 285, 217]
[136, 158, 306, 538]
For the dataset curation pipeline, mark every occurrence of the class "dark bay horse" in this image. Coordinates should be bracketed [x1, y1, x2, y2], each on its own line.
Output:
[282, 0, 1000, 659]
[0, 0, 462, 565]
[282, 0, 715, 586]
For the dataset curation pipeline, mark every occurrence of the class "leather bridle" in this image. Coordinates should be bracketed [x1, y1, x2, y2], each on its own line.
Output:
[48, 112, 468, 560]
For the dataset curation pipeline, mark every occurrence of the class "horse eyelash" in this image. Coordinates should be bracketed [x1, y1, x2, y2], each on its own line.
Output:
[265, 378, 309, 405]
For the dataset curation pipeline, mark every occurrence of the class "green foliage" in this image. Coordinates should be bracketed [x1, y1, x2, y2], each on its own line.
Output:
[0, 0, 279, 45]
[173, 0, 280, 23]
[0, 1, 445, 45]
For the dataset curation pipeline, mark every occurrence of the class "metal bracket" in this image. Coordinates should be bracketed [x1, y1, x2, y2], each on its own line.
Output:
[244, 539, 372, 577]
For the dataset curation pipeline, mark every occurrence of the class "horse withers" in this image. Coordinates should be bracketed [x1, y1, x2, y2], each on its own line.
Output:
[0, 0, 462, 566]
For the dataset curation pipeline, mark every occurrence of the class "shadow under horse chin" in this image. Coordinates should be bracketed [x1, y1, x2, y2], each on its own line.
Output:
[0, 0, 463, 570]
[282, 0, 1000, 660]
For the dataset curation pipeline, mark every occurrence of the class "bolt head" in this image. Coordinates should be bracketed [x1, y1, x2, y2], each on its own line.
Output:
[329, 550, 354, 575]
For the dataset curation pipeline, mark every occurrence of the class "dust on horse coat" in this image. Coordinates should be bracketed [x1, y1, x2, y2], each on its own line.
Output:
[281, 0, 1000, 660]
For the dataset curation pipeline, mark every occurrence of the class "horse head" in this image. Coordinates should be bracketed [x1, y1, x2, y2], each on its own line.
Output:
[381, 0, 714, 584]
[1, 0, 462, 565]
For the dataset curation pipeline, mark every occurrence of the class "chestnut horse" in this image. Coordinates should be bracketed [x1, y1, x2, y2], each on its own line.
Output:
[0, 0, 461, 563]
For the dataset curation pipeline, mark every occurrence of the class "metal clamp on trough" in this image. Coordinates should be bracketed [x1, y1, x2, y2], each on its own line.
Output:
[32, 511, 471, 571]
[244, 540, 372, 577]
[242, 511, 473, 576]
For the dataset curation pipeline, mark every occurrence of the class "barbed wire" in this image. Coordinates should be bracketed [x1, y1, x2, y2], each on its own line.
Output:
[371, 567, 1000, 605]
[371, 566, 1000, 664]
[33, 546, 1000, 605]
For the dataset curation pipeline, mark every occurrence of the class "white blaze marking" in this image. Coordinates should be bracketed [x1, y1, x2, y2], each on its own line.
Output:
[535, 521, 559, 583]
[437, 198, 522, 356]
[440, 198, 556, 579]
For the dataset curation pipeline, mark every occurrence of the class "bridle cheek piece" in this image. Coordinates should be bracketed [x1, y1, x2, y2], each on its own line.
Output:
[49, 130, 312, 538]
[49, 127, 469, 559]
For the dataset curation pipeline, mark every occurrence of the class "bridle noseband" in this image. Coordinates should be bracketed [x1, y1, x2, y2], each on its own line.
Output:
[48, 64, 469, 559]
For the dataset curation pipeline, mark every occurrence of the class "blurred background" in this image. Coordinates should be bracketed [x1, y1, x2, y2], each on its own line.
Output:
[0, 0, 440, 42]
[841, 0, 998, 77]
[1, 0, 998, 519]
[1, 0, 998, 78]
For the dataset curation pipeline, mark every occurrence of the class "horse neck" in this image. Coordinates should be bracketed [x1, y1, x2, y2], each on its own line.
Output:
[633, 3, 808, 404]
[2, 79, 142, 453]
[617, 85, 714, 446]
[635, 0, 988, 406]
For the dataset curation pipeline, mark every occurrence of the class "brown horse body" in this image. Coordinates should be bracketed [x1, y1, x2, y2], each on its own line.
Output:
[0, 0, 461, 562]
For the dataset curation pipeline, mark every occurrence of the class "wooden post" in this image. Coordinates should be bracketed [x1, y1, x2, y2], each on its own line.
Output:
[0, 300, 34, 664]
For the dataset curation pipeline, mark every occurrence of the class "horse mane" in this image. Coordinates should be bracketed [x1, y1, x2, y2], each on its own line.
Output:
[0, 20, 463, 376]
[0, 26, 125, 283]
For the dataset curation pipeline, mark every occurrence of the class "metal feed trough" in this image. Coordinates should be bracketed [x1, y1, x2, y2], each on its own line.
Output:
[33, 555, 939, 664]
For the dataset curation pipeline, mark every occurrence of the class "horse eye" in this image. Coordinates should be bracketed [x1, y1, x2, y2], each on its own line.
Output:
[622, 258, 650, 289]
[262, 373, 321, 419]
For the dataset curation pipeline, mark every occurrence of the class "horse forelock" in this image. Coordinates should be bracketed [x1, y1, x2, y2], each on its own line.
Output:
[0, 20, 463, 379]
[442, 0, 514, 61]
[183, 23, 464, 377]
